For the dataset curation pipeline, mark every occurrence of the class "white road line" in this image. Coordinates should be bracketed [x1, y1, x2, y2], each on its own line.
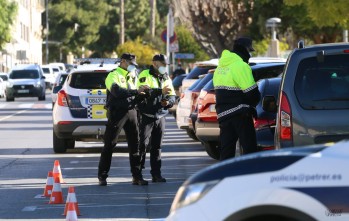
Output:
[22, 206, 37, 212]
[0, 109, 28, 122]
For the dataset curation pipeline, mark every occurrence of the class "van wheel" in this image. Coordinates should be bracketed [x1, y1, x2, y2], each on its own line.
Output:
[38, 94, 46, 101]
[186, 129, 199, 141]
[204, 142, 220, 160]
[6, 96, 14, 102]
[53, 131, 71, 153]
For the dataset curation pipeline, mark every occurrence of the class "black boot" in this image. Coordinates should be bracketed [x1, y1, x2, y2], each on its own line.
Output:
[152, 175, 166, 183]
[132, 177, 148, 185]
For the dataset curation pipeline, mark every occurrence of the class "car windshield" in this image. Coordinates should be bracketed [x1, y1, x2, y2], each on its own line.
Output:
[295, 54, 349, 110]
[172, 74, 187, 88]
[202, 79, 214, 91]
[188, 78, 202, 90]
[70, 72, 109, 89]
[192, 74, 213, 92]
[10, 70, 39, 79]
[42, 68, 51, 74]
[185, 66, 216, 79]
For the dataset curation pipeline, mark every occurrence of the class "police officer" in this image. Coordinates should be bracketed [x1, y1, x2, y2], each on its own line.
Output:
[213, 37, 261, 161]
[98, 53, 149, 186]
[137, 54, 176, 182]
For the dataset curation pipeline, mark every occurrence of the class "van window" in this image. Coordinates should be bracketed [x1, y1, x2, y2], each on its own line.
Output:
[185, 66, 215, 79]
[295, 54, 349, 110]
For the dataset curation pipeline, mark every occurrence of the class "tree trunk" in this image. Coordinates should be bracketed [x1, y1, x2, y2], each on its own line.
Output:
[150, 0, 156, 37]
[119, 0, 125, 45]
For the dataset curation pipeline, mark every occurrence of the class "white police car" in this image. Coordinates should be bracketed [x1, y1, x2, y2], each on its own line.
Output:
[167, 141, 349, 221]
[52, 58, 125, 153]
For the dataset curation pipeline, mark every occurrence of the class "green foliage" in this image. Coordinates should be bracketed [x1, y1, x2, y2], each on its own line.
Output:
[0, 0, 17, 50]
[284, 0, 349, 28]
[124, 0, 151, 40]
[252, 38, 289, 56]
[116, 38, 159, 66]
[48, 0, 109, 57]
[175, 25, 210, 61]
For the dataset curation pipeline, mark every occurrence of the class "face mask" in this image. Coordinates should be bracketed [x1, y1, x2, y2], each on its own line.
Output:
[127, 65, 136, 73]
[158, 66, 167, 75]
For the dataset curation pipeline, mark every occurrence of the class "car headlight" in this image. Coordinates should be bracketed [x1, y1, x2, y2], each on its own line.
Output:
[35, 81, 41, 87]
[7, 81, 13, 88]
[170, 180, 219, 212]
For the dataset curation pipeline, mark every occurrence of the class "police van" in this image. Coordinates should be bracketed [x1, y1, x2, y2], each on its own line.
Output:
[52, 58, 125, 153]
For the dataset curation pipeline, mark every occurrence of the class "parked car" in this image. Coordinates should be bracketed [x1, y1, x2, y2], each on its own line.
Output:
[169, 73, 187, 118]
[52, 60, 125, 153]
[51, 71, 69, 107]
[266, 41, 349, 148]
[5, 64, 46, 101]
[195, 62, 286, 160]
[167, 141, 348, 221]
[41, 65, 55, 89]
[0, 73, 8, 98]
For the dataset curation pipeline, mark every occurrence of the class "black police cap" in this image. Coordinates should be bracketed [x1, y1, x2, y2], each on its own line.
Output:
[152, 54, 169, 65]
[120, 53, 138, 66]
[234, 37, 255, 52]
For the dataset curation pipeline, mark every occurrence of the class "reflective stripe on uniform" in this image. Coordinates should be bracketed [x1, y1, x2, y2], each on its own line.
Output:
[217, 104, 250, 119]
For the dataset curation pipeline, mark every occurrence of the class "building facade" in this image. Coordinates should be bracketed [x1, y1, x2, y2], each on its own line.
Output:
[1, 0, 45, 72]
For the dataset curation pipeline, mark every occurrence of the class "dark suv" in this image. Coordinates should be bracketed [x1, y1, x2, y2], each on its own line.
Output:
[267, 41, 349, 148]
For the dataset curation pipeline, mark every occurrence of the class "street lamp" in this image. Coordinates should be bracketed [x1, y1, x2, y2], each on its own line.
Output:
[266, 17, 281, 57]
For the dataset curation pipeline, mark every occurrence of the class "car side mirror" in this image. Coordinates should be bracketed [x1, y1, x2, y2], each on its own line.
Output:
[53, 86, 62, 93]
[42, 75, 46, 79]
[262, 95, 277, 113]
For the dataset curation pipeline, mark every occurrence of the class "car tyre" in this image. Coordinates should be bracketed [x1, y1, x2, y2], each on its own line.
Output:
[204, 142, 220, 160]
[38, 94, 46, 101]
[6, 96, 14, 102]
[186, 129, 199, 141]
[53, 131, 74, 153]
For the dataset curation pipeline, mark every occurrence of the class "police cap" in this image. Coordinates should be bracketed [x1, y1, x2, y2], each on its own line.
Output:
[121, 53, 138, 66]
[152, 54, 169, 65]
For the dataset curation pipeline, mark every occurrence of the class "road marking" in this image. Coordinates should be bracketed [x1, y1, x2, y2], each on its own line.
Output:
[0, 109, 28, 122]
[22, 206, 37, 212]
[70, 160, 79, 164]
[34, 194, 46, 199]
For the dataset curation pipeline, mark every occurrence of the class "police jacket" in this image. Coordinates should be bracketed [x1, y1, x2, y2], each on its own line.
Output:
[213, 50, 260, 122]
[137, 65, 176, 119]
[105, 67, 138, 110]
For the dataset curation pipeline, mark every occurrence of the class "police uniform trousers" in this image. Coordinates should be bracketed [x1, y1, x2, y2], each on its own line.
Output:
[98, 108, 142, 179]
[219, 112, 258, 161]
[139, 115, 165, 177]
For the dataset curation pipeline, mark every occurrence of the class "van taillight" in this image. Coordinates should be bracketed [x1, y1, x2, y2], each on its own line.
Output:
[57, 90, 68, 107]
[279, 91, 292, 140]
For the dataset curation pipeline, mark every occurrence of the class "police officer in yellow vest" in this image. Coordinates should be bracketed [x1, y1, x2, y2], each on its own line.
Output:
[98, 53, 149, 186]
[213, 37, 261, 161]
[137, 54, 176, 182]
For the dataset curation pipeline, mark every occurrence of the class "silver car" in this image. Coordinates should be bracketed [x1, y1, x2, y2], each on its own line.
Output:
[265, 41, 349, 148]
[5, 64, 46, 101]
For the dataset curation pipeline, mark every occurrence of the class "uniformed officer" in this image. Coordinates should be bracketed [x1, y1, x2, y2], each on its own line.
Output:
[137, 54, 176, 182]
[213, 37, 261, 161]
[98, 53, 149, 186]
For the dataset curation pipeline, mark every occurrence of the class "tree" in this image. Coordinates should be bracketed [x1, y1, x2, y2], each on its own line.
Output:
[171, 0, 253, 57]
[47, 0, 109, 59]
[176, 25, 209, 61]
[116, 38, 160, 66]
[0, 0, 17, 51]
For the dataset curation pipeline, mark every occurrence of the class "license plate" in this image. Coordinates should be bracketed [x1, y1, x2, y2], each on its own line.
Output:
[86, 97, 106, 105]
[18, 89, 29, 93]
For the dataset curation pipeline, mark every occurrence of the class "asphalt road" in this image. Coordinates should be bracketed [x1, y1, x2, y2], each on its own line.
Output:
[0, 92, 216, 220]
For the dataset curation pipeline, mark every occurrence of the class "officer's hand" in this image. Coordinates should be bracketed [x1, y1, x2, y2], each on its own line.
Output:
[162, 85, 171, 95]
[138, 85, 150, 93]
[161, 99, 169, 107]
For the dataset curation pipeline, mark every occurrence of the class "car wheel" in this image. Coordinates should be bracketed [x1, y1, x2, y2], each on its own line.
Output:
[6, 96, 14, 102]
[38, 94, 46, 101]
[66, 139, 75, 149]
[53, 131, 68, 153]
[186, 129, 199, 141]
[204, 142, 220, 160]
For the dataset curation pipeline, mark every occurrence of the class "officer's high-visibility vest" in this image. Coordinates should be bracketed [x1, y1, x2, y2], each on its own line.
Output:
[137, 69, 175, 96]
[105, 67, 136, 90]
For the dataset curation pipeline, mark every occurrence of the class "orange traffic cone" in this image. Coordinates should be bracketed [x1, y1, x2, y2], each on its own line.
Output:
[43, 171, 54, 197]
[65, 202, 78, 221]
[63, 186, 81, 216]
[52, 160, 64, 183]
[49, 177, 64, 204]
